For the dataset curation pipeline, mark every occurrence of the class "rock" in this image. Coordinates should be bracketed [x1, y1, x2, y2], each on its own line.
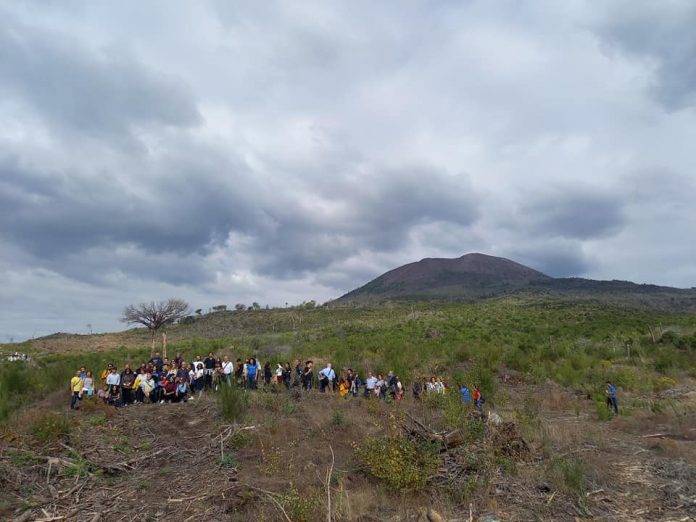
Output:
[487, 411, 503, 426]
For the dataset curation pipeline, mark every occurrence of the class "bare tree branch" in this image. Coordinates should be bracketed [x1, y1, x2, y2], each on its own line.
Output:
[120, 298, 190, 334]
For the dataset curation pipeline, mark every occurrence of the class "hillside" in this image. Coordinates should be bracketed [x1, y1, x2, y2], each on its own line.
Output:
[335, 253, 696, 310]
[1, 299, 696, 521]
[1, 299, 695, 521]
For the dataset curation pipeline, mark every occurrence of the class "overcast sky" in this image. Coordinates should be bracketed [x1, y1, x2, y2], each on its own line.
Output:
[2, 1, 696, 341]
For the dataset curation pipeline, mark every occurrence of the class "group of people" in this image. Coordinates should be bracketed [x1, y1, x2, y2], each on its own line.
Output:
[68, 350, 489, 410]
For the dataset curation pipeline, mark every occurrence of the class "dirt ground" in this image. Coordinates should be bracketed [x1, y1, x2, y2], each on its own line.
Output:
[1, 382, 695, 521]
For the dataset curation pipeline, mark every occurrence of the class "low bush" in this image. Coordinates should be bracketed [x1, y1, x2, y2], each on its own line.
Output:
[278, 487, 320, 522]
[355, 435, 439, 491]
[593, 395, 613, 421]
[218, 384, 249, 422]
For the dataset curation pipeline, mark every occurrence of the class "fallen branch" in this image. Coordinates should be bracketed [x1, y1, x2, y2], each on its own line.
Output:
[240, 483, 292, 522]
[326, 445, 335, 522]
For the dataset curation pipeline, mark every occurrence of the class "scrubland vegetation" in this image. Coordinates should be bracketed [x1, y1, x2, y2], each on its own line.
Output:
[1, 298, 695, 520]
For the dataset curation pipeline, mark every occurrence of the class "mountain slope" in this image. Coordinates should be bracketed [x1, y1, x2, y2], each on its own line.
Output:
[338, 253, 550, 301]
[336, 253, 696, 308]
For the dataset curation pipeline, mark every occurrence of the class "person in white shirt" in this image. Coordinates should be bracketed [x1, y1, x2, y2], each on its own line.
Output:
[139, 373, 155, 402]
[427, 376, 438, 393]
[106, 368, 121, 387]
[222, 356, 234, 385]
[82, 371, 95, 397]
[365, 372, 378, 398]
[318, 363, 336, 393]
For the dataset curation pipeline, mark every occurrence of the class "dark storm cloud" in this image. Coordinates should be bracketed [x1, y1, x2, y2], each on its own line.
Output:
[248, 166, 480, 277]
[521, 190, 624, 241]
[0, 151, 480, 285]
[0, 152, 261, 282]
[594, 2, 696, 110]
[0, 14, 201, 145]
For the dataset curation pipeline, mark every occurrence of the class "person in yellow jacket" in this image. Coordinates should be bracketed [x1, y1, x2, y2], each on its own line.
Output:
[133, 372, 144, 403]
[338, 376, 350, 398]
[70, 371, 84, 410]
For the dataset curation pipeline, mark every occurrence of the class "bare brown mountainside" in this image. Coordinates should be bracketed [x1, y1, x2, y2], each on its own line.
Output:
[336, 252, 696, 310]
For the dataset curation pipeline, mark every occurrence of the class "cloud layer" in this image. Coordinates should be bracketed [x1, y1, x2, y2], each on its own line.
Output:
[2, 1, 696, 340]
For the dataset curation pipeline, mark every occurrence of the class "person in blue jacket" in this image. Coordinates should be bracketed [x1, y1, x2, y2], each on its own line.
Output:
[606, 381, 618, 415]
[459, 383, 472, 404]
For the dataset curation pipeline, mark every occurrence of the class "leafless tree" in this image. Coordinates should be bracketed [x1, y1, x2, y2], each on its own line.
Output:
[120, 298, 190, 354]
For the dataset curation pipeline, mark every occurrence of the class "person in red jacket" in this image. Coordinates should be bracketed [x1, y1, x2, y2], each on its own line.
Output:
[472, 386, 484, 411]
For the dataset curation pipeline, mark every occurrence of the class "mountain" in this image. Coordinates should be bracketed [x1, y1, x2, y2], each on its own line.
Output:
[335, 253, 696, 309]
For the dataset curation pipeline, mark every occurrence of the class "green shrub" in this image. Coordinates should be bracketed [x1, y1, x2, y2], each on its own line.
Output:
[220, 453, 237, 468]
[355, 435, 438, 491]
[278, 487, 320, 522]
[218, 384, 249, 422]
[593, 395, 613, 421]
[546, 456, 586, 496]
[331, 409, 345, 427]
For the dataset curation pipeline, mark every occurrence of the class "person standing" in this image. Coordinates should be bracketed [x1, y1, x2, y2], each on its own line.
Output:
[222, 356, 234, 385]
[394, 376, 404, 401]
[235, 358, 244, 387]
[303, 360, 314, 391]
[472, 386, 484, 411]
[149, 352, 164, 372]
[606, 381, 619, 415]
[203, 352, 216, 389]
[245, 358, 258, 389]
[283, 363, 292, 389]
[106, 366, 121, 388]
[459, 384, 472, 404]
[412, 379, 423, 400]
[318, 363, 335, 393]
[365, 372, 378, 397]
[70, 371, 84, 410]
[293, 359, 303, 387]
[82, 371, 95, 398]
[338, 376, 350, 397]
[118, 366, 135, 404]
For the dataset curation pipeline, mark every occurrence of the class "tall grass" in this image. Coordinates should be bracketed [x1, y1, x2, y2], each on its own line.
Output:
[218, 383, 249, 422]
